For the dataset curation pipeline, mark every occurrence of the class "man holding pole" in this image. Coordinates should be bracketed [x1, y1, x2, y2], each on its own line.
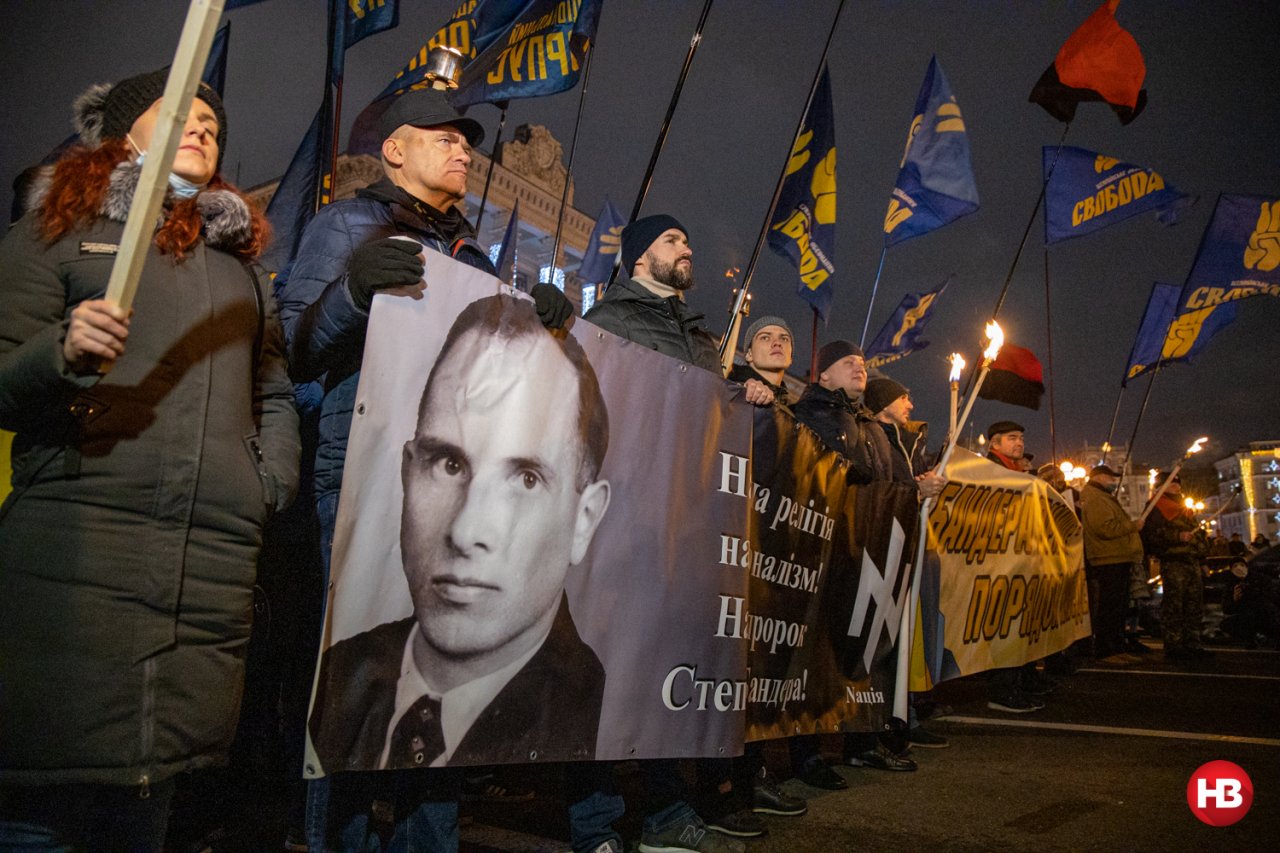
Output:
[728, 316, 796, 406]
[1141, 471, 1211, 662]
[277, 87, 571, 853]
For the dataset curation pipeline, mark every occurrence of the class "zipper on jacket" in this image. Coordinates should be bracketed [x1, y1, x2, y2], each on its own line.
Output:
[138, 656, 158, 799]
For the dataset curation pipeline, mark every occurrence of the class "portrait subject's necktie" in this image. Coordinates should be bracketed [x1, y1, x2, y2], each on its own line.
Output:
[387, 694, 445, 769]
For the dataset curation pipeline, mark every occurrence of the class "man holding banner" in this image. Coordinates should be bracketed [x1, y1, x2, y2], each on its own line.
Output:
[278, 88, 570, 853]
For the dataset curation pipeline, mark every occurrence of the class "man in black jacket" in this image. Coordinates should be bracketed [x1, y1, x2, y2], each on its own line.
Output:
[727, 316, 794, 406]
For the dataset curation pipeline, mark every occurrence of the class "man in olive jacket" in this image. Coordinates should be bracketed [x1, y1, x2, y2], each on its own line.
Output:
[1079, 464, 1143, 661]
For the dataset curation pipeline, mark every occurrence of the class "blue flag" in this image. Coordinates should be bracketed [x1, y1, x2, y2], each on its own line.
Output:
[1044, 147, 1187, 245]
[768, 66, 837, 319]
[578, 197, 625, 284]
[261, 0, 399, 272]
[884, 57, 979, 247]
[864, 276, 951, 369]
[453, 0, 602, 107]
[203, 23, 231, 96]
[495, 200, 520, 285]
[1120, 282, 1235, 385]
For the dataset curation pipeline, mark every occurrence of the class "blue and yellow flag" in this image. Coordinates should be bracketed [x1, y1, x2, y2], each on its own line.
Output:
[578, 197, 625, 284]
[1126, 193, 1280, 383]
[884, 57, 979, 247]
[864, 276, 950, 369]
[768, 66, 836, 319]
[1044, 147, 1187, 245]
[262, 0, 400, 272]
[454, 0, 602, 107]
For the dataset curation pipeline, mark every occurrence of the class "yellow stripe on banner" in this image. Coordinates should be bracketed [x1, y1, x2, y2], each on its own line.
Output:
[0, 429, 12, 503]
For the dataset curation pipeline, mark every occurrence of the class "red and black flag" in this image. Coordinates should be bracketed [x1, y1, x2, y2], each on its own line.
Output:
[1029, 0, 1147, 125]
[978, 344, 1045, 410]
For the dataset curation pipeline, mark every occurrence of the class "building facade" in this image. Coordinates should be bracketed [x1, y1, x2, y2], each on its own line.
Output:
[1213, 441, 1280, 544]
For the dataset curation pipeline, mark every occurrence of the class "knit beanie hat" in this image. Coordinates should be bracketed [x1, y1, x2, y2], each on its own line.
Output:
[621, 214, 686, 276]
[74, 68, 228, 171]
[863, 376, 909, 414]
[816, 340, 863, 375]
[744, 315, 792, 347]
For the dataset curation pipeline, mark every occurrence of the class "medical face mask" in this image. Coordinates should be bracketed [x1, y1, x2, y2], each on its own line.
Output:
[129, 134, 209, 199]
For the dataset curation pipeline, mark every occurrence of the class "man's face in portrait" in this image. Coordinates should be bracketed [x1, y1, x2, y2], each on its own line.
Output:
[400, 327, 610, 680]
[990, 430, 1025, 461]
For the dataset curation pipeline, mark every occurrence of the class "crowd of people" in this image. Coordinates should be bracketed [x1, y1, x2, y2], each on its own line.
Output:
[0, 73, 1273, 853]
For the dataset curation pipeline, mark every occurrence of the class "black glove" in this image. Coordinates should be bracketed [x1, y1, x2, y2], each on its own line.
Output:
[532, 282, 573, 330]
[347, 237, 424, 310]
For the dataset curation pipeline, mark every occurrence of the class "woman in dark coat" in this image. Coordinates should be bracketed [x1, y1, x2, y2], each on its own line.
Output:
[0, 69, 299, 850]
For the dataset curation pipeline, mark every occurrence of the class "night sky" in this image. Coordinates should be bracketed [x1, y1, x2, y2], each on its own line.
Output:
[2, 1, 1277, 470]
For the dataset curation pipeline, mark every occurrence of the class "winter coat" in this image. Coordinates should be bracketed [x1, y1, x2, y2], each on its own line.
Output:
[1141, 496, 1208, 566]
[275, 178, 494, 503]
[792, 383, 892, 484]
[728, 362, 792, 407]
[584, 276, 721, 374]
[1080, 480, 1142, 566]
[877, 419, 930, 486]
[0, 162, 300, 788]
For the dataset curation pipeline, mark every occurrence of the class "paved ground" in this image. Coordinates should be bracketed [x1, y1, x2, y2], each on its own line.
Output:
[167, 640, 1278, 851]
[459, 641, 1279, 853]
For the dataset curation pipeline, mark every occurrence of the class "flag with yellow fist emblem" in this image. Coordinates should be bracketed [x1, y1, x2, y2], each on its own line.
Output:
[1124, 194, 1280, 384]
[768, 66, 837, 319]
[883, 57, 979, 248]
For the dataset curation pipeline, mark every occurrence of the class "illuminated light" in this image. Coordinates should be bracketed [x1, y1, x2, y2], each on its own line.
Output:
[978, 435, 986, 446]
[1186, 436, 1208, 456]
[539, 265, 566, 291]
[1060, 461, 1074, 476]
[983, 321, 1004, 362]
[948, 353, 966, 383]
[1072, 466, 1088, 481]
[1101, 441, 1112, 453]
[1148, 468, 1159, 488]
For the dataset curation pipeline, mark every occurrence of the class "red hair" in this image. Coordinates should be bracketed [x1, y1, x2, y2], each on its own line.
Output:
[37, 140, 270, 262]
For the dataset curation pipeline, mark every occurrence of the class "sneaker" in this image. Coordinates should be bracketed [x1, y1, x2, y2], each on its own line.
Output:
[461, 772, 534, 802]
[751, 768, 807, 816]
[588, 842, 624, 853]
[905, 726, 949, 748]
[639, 813, 746, 853]
[987, 693, 1040, 713]
[846, 743, 917, 771]
[1126, 637, 1152, 654]
[1020, 672, 1057, 696]
[798, 759, 847, 791]
[706, 809, 766, 838]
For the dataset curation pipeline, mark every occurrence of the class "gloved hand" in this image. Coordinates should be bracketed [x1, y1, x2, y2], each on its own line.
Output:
[532, 282, 573, 330]
[347, 237, 425, 310]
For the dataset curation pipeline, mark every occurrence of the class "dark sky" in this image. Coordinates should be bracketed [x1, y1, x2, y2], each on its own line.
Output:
[2, 1, 1277, 470]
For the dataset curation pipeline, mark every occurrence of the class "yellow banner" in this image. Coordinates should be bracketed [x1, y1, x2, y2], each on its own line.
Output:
[916, 449, 1089, 684]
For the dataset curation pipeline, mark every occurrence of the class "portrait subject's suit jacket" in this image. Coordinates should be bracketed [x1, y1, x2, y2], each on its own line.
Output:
[309, 595, 604, 772]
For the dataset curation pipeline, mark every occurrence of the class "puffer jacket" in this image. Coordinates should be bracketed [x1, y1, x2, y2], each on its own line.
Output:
[1080, 480, 1143, 566]
[584, 276, 720, 374]
[0, 163, 300, 788]
[792, 383, 892, 484]
[275, 178, 494, 503]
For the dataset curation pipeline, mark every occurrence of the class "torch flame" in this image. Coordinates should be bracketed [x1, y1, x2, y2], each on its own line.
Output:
[983, 321, 1004, 362]
[1186, 436, 1208, 455]
[1148, 468, 1158, 487]
[948, 353, 965, 382]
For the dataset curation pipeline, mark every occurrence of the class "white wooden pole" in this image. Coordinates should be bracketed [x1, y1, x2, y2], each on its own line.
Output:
[103, 0, 225, 314]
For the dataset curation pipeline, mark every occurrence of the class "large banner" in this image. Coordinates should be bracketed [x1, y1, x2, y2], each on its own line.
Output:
[305, 254, 754, 776]
[913, 450, 1089, 687]
[742, 410, 920, 740]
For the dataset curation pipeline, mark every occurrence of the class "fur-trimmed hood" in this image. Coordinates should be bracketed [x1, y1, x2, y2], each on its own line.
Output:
[24, 159, 254, 253]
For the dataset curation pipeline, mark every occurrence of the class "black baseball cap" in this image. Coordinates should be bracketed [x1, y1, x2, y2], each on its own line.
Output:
[377, 89, 484, 146]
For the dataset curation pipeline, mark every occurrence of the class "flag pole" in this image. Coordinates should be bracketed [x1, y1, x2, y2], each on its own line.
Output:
[103, 0, 225, 317]
[718, 0, 850, 361]
[473, 102, 509, 232]
[858, 246, 888, 348]
[989, 122, 1071, 321]
[809, 309, 820, 382]
[606, 0, 714, 288]
[1101, 384, 1125, 466]
[1120, 364, 1162, 476]
[550, 45, 596, 281]
[1044, 248, 1057, 460]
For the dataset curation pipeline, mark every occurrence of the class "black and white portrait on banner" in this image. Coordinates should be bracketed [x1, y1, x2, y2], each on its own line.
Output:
[305, 252, 754, 775]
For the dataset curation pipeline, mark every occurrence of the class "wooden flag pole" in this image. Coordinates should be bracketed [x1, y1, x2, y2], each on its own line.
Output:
[719, 0, 850, 361]
[104, 0, 225, 315]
